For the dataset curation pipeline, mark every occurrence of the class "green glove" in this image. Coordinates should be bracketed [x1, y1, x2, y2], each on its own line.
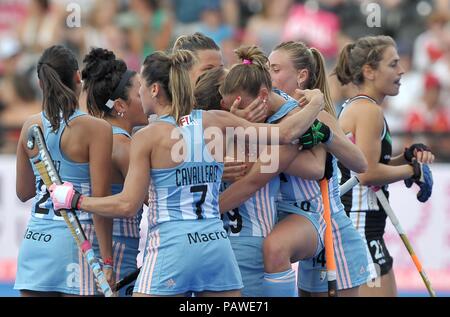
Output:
[297, 120, 332, 150]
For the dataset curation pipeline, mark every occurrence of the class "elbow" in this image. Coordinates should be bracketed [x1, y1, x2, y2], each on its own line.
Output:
[16, 192, 30, 203]
[16, 188, 33, 202]
[119, 200, 136, 218]
[355, 159, 368, 174]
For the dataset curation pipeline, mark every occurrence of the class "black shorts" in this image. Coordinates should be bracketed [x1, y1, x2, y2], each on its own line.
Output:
[346, 210, 393, 277]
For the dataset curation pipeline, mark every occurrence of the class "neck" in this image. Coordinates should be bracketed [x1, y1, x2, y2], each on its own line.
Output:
[78, 90, 88, 113]
[357, 86, 385, 104]
[107, 117, 132, 134]
[153, 102, 172, 117]
[267, 92, 287, 118]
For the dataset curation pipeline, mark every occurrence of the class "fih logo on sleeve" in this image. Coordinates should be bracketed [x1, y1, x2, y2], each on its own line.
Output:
[179, 115, 198, 127]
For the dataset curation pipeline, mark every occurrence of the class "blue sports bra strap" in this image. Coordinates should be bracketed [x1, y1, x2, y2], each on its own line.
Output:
[112, 126, 131, 138]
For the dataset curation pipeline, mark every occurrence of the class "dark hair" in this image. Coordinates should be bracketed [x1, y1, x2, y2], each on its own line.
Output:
[82, 48, 136, 118]
[194, 67, 226, 111]
[273, 41, 336, 117]
[37, 45, 79, 131]
[334, 35, 396, 86]
[221, 45, 271, 97]
[35, 0, 50, 11]
[142, 50, 196, 123]
[173, 32, 220, 54]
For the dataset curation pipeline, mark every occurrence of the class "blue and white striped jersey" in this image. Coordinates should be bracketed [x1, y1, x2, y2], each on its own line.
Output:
[111, 126, 142, 238]
[31, 110, 92, 222]
[147, 110, 223, 229]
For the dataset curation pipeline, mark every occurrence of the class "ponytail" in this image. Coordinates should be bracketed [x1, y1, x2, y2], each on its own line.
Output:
[37, 46, 79, 131]
[310, 48, 336, 117]
[333, 36, 396, 86]
[333, 43, 355, 86]
[169, 50, 196, 122]
[221, 45, 272, 97]
[142, 50, 197, 124]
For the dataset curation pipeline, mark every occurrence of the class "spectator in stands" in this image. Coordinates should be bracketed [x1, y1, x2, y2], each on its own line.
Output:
[18, 0, 60, 53]
[128, 0, 173, 59]
[413, 11, 450, 72]
[243, 0, 293, 54]
[404, 73, 450, 160]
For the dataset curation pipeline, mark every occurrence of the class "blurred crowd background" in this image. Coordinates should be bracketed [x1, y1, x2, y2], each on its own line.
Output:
[1, 0, 450, 160]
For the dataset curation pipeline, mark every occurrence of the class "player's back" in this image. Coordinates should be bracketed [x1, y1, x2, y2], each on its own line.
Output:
[146, 110, 224, 228]
[29, 110, 94, 222]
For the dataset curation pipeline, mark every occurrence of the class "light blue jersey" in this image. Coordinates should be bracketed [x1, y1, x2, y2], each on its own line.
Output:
[30, 111, 92, 222]
[267, 90, 326, 258]
[221, 179, 280, 238]
[267, 89, 323, 206]
[135, 110, 242, 295]
[299, 155, 370, 292]
[111, 126, 142, 238]
[15, 110, 97, 295]
[219, 89, 298, 296]
[221, 89, 297, 238]
[147, 110, 223, 228]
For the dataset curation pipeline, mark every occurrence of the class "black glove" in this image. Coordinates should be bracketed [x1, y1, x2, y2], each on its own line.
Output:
[404, 143, 430, 162]
[298, 120, 332, 150]
[404, 159, 433, 203]
[322, 153, 334, 180]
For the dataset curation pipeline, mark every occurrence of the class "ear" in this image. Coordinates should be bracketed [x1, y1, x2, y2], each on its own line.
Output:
[362, 64, 375, 81]
[74, 70, 82, 84]
[296, 68, 309, 89]
[113, 98, 128, 114]
[259, 87, 270, 102]
[151, 83, 160, 98]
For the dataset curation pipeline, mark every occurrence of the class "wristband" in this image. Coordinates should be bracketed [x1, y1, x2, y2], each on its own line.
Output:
[103, 257, 114, 266]
[76, 194, 84, 210]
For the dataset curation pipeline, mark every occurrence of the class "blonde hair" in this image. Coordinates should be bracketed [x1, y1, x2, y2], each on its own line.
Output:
[273, 41, 336, 117]
[194, 67, 227, 110]
[142, 50, 197, 123]
[221, 45, 272, 97]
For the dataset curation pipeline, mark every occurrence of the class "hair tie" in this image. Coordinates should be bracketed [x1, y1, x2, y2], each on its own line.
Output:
[242, 59, 252, 65]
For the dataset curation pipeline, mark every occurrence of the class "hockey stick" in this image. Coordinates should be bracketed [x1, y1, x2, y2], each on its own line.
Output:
[374, 189, 436, 297]
[339, 176, 359, 197]
[320, 179, 337, 297]
[27, 124, 114, 297]
[113, 267, 140, 292]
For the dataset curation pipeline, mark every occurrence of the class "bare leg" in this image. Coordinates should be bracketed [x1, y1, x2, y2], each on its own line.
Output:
[263, 214, 318, 273]
[359, 269, 397, 297]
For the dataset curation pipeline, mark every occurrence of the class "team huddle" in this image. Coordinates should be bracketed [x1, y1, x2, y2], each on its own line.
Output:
[14, 32, 434, 297]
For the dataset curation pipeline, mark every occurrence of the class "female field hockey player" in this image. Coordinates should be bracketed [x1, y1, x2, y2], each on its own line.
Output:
[81, 47, 149, 296]
[15, 45, 113, 296]
[334, 35, 434, 296]
[268, 41, 369, 296]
